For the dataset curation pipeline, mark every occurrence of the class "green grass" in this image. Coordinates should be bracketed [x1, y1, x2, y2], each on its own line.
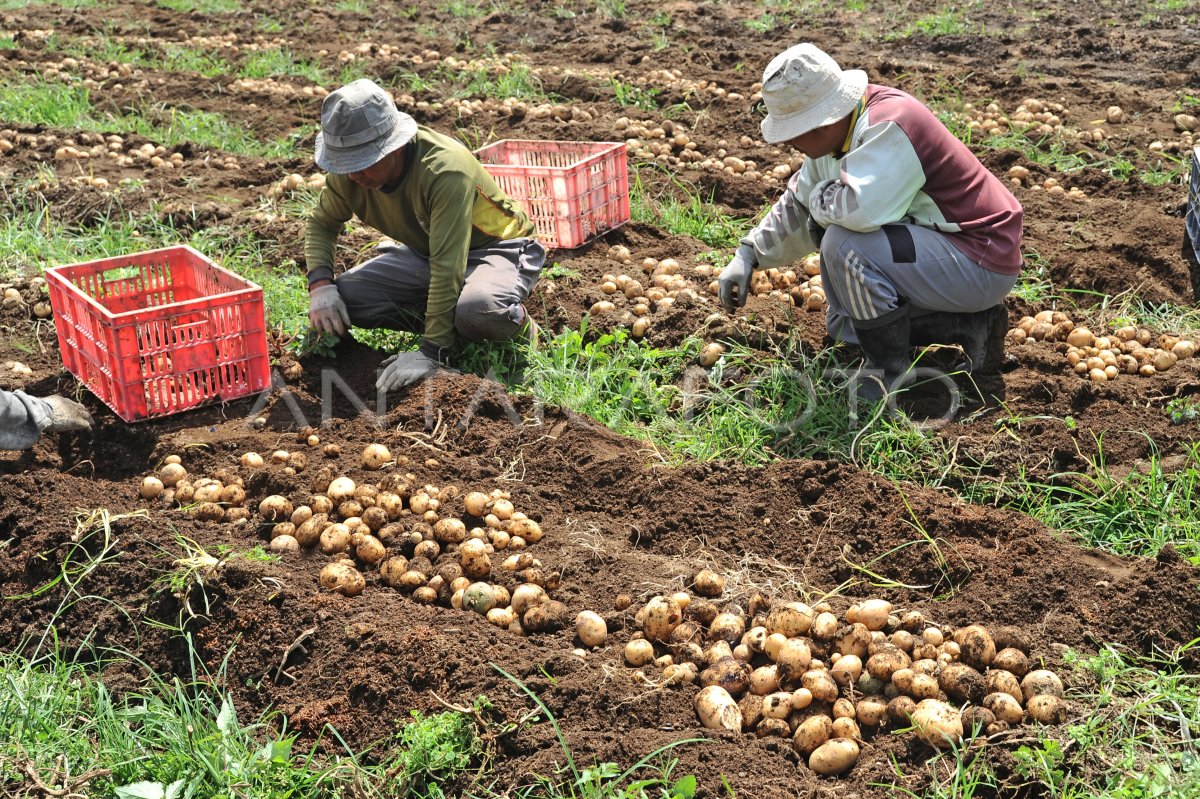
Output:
[156, 0, 240, 12]
[609, 78, 661, 112]
[238, 47, 327, 83]
[1005, 439, 1200, 564]
[0, 78, 305, 158]
[0, 643, 483, 798]
[629, 165, 749, 249]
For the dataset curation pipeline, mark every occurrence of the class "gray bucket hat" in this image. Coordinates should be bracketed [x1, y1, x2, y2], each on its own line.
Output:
[760, 44, 867, 144]
[314, 79, 418, 174]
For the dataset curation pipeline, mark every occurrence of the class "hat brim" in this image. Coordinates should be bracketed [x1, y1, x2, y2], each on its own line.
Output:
[315, 114, 417, 174]
[760, 69, 868, 144]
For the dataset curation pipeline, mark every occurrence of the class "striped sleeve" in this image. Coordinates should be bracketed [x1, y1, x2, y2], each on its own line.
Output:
[741, 166, 821, 268]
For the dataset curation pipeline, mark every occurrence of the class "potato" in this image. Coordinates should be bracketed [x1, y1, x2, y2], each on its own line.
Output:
[738, 693, 764, 730]
[830, 654, 863, 687]
[486, 607, 515, 628]
[361, 443, 391, 470]
[792, 714, 833, 755]
[887, 695, 917, 725]
[642, 596, 683, 642]
[911, 699, 963, 748]
[1022, 669, 1064, 701]
[695, 685, 742, 732]
[463, 491, 490, 517]
[625, 638, 655, 667]
[938, 662, 986, 704]
[319, 523, 352, 555]
[811, 612, 839, 639]
[790, 687, 814, 712]
[761, 692, 793, 719]
[327, 476, 356, 502]
[663, 662, 699, 685]
[845, 598, 892, 631]
[837, 623, 872, 658]
[960, 706, 996, 737]
[986, 669, 1023, 702]
[240, 452, 265, 469]
[700, 657, 750, 697]
[462, 582, 496, 614]
[140, 476, 164, 499]
[523, 601, 566, 633]
[434, 517, 468, 543]
[856, 696, 889, 727]
[709, 612, 746, 645]
[831, 716, 860, 740]
[160, 463, 187, 487]
[269, 534, 299, 553]
[692, 568, 725, 597]
[749, 664, 781, 696]
[259, 495, 293, 522]
[686, 598, 719, 627]
[356, 534, 386, 565]
[909, 672, 940, 700]
[766, 602, 814, 637]
[801, 670, 839, 704]
[575, 611, 607, 647]
[866, 647, 910, 681]
[510, 583, 548, 617]
[1026, 694, 1067, 724]
[809, 738, 859, 775]
[756, 718, 791, 738]
[379, 556, 409, 587]
[319, 562, 365, 597]
[774, 637, 812, 680]
[954, 625, 996, 669]
[983, 692, 1024, 725]
[992, 647, 1030, 677]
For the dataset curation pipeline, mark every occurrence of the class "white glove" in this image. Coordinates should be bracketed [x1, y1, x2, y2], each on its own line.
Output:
[717, 244, 757, 313]
[308, 284, 350, 336]
[42, 395, 93, 433]
[376, 350, 459, 393]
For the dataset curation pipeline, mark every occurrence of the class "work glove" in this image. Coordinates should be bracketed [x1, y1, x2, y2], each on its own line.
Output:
[375, 350, 459, 393]
[41, 395, 93, 434]
[717, 244, 758, 313]
[308, 283, 350, 336]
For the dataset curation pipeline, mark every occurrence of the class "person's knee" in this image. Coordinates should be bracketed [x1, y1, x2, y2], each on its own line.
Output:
[454, 292, 522, 341]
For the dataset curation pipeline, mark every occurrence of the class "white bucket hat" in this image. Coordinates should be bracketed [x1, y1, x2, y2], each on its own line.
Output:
[759, 44, 867, 144]
[314, 79, 418, 174]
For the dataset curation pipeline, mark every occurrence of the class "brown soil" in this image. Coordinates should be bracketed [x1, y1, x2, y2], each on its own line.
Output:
[2, 1, 1199, 797]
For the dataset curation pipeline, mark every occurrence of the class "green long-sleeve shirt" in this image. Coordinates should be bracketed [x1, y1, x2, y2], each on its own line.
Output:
[305, 127, 534, 348]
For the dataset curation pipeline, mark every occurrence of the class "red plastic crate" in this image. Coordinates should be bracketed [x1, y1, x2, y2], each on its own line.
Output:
[44, 245, 271, 422]
[475, 139, 630, 249]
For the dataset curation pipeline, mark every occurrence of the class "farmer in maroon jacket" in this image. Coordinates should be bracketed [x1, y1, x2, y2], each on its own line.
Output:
[719, 44, 1024, 400]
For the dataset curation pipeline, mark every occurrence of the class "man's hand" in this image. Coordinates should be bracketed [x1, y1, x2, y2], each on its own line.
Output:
[717, 244, 758, 313]
[42, 395, 92, 434]
[308, 283, 350, 336]
[376, 351, 459, 392]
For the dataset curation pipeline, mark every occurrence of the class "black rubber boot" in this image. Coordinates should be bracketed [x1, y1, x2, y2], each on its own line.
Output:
[909, 304, 1008, 374]
[851, 302, 912, 404]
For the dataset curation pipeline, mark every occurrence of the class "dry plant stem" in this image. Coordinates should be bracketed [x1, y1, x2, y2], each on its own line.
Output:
[273, 626, 318, 684]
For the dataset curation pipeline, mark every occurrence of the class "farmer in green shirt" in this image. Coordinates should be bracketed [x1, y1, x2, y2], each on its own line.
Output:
[305, 79, 545, 391]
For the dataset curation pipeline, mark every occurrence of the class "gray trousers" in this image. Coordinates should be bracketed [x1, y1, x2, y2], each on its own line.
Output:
[0, 389, 50, 450]
[334, 237, 546, 341]
[818, 224, 1018, 344]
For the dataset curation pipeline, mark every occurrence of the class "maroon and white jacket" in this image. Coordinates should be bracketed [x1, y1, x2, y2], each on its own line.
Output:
[744, 85, 1024, 275]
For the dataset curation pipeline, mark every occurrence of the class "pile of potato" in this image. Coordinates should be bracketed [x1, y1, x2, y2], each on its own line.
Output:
[1008, 310, 1197, 381]
[587, 246, 709, 339]
[703, 252, 826, 312]
[619, 584, 1065, 777]
[137, 440, 563, 635]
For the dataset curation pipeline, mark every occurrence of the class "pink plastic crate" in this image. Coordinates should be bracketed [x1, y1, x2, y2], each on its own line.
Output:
[44, 245, 271, 422]
[476, 139, 630, 249]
